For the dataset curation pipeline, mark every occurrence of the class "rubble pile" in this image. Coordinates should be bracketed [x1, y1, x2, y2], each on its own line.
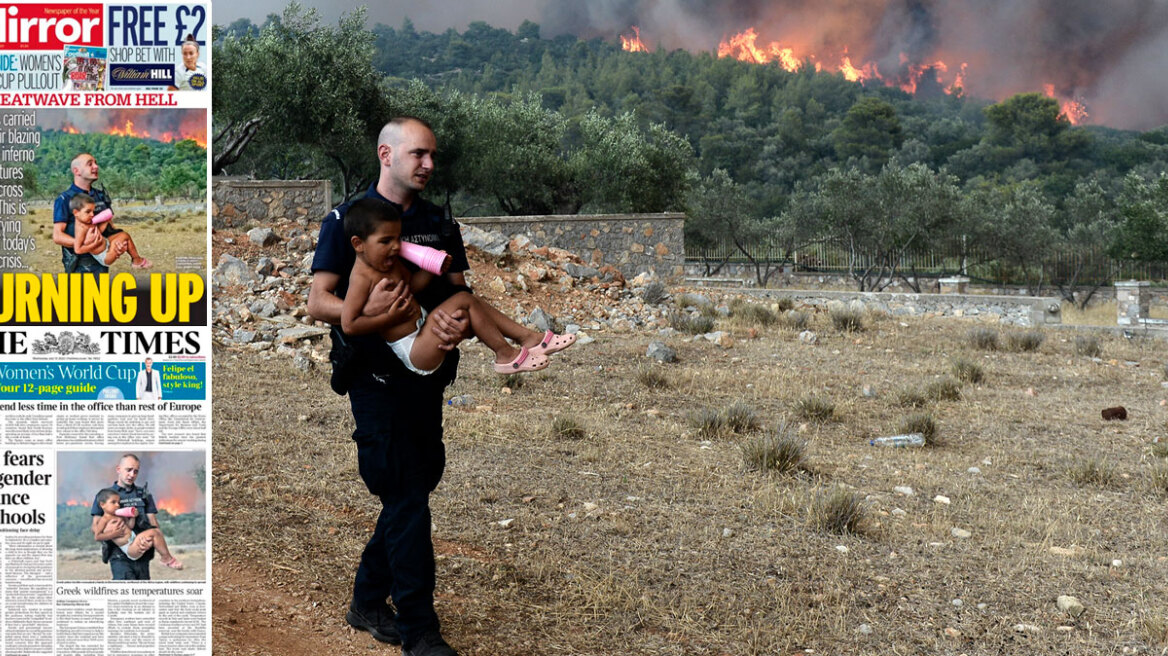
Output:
[211, 220, 680, 368]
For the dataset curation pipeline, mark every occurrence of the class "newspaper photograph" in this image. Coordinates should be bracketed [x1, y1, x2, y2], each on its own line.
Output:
[0, 2, 210, 655]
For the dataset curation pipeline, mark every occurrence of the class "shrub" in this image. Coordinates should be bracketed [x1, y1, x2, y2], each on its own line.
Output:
[776, 296, 795, 312]
[781, 310, 811, 331]
[671, 312, 716, 335]
[950, 357, 984, 384]
[724, 401, 760, 433]
[829, 305, 864, 332]
[689, 408, 725, 439]
[730, 299, 777, 326]
[642, 281, 669, 306]
[1073, 335, 1102, 358]
[810, 488, 866, 535]
[896, 388, 929, 408]
[925, 377, 962, 402]
[636, 368, 670, 389]
[551, 416, 586, 440]
[740, 421, 806, 475]
[794, 396, 835, 423]
[967, 327, 1000, 351]
[898, 412, 939, 446]
[1068, 458, 1117, 487]
[1151, 464, 1168, 495]
[674, 293, 709, 310]
[1006, 331, 1045, 352]
[498, 373, 526, 390]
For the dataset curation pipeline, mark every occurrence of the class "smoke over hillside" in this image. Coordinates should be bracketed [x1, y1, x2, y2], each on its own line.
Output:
[539, 0, 1168, 129]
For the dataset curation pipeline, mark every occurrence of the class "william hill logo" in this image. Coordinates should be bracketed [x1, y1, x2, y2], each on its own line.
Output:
[108, 64, 173, 87]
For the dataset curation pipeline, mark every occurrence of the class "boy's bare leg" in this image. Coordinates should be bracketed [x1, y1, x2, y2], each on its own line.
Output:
[126, 531, 155, 559]
[103, 236, 130, 265]
[119, 232, 152, 269]
[411, 292, 521, 371]
[472, 298, 543, 348]
[148, 527, 182, 566]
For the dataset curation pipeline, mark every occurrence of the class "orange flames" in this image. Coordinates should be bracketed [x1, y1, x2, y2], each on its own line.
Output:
[711, 27, 966, 95]
[155, 496, 195, 515]
[1044, 84, 1089, 125]
[622, 26, 1099, 117]
[58, 112, 207, 147]
[620, 26, 649, 53]
[105, 118, 207, 147]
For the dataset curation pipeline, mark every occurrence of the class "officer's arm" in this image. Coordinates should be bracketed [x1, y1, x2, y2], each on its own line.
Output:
[52, 222, 75, 248]
[310, 270, 404, 325]
[146, 513, 159, 529]
[92, 515, 126, 541]
[307, 271, 344, 325]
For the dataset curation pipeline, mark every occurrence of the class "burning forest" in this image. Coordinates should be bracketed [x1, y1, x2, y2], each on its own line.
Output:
[594, 0, 1168, 129]
[39, 108, 207, 147]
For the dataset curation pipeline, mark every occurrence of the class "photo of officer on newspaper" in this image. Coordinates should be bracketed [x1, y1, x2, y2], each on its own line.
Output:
[9, 108, 207, 276]
[56, 451, 205, 581]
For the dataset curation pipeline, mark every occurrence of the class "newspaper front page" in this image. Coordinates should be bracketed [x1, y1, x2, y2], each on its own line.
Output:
[0, 2, 210, 654]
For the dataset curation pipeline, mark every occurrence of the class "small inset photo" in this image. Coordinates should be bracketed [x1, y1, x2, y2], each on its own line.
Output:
[57, 451, 205, 581]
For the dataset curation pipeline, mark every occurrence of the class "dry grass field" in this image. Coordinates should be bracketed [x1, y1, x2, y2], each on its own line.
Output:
[13, 204, 207, 274]
[57, 547, 206, 581]
[212, 301, 1168, 656]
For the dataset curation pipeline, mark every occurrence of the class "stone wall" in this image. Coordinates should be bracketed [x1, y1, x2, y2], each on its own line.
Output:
[211, 178, 332, 230]
[742, 288, 1064, 327]
[685, 262, 1168, 304]
[460, 213, 685, 281]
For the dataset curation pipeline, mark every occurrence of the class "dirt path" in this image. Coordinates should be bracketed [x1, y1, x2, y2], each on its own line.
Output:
[213, 560, 378, 656]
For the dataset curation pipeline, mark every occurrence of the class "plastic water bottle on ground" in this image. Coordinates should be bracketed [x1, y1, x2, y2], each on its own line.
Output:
[447, 394, 474, 407]
[870, 433, 926, 447]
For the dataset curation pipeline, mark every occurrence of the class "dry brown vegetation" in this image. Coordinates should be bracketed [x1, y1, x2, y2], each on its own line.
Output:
[213, 308, 1168, 656]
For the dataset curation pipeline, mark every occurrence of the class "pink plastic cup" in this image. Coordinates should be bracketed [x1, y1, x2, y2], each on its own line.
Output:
[92, 208, 113, 224]
[114, 507, 137, 518]
[399, 241, 451, 275]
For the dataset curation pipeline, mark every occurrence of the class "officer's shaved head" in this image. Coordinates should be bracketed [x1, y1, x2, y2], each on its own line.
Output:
[377, 117, 433, 149]
[71, 153, 95, 174]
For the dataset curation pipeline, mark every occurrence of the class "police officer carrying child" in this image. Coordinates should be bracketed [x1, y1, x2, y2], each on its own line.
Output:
[307, 116, 471, 656]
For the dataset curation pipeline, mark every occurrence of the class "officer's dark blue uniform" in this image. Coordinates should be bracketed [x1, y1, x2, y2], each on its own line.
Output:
[312, 183, 469, 646]
[53, 183, 117, 274]
[90, 482, 156, 580]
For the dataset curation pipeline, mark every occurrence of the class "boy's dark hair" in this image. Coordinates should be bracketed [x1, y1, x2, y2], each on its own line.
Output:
[344, 197, 401, 241]
[96, 488, 120, 505]
[69, 193, 95, 213]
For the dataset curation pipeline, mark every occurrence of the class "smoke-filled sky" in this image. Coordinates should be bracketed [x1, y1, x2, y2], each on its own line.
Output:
[215, 0, 1168, 130]
[58, 451, 206, 515]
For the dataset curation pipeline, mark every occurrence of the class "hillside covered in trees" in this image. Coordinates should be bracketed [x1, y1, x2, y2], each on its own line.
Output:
[214, 5, 1168, 292]
[28, 132, 206, 202]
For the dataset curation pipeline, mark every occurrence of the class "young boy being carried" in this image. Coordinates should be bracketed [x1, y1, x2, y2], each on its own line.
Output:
[70, 193, 152, 270]
[341, 198, 574, 375]
[93, 488, 183, 569]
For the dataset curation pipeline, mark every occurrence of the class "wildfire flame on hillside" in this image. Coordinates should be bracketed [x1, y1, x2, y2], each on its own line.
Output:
[1043, 84, 1089, 125]
[53, 110, 207, 147]
[620, 26, 648, 52]
[622, 25, 1094, 121]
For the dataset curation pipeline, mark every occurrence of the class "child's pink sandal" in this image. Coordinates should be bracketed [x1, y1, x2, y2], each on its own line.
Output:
[493, 347, 548, 373]
[528, 330, 576, 357]
[161, 556, 183, 570]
